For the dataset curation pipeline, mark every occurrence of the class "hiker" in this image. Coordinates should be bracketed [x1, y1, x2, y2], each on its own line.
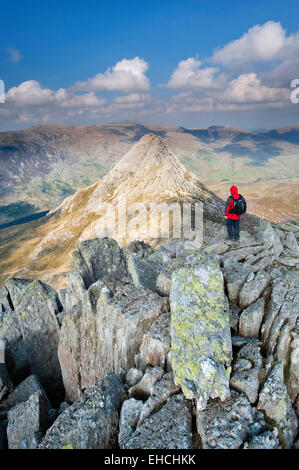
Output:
[225, 185, 246, 241]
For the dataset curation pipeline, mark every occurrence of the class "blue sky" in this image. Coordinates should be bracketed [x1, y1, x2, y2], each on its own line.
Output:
[0, 0, 299, 130]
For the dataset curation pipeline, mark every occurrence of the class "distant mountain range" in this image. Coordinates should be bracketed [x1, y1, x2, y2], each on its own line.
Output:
[0, 120, 298, 224]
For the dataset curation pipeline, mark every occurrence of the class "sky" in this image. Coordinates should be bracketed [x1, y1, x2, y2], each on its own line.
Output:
[0, 0, 299, 131]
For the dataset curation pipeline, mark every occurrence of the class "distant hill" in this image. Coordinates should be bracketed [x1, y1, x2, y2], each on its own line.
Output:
[0, 120, 298, 224]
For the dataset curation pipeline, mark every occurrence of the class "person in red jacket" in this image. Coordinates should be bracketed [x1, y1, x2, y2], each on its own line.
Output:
[225, 185, 246, 241]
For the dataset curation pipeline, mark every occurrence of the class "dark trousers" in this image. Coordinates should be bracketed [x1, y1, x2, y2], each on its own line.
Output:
[226, 218, 240, 240]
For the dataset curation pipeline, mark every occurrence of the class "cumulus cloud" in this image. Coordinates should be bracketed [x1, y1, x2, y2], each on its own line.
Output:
[211, 21, 299, 66]
[7, 47, 23, 63]
[163, 57, 223, 90]
[73, 57, 150, 92]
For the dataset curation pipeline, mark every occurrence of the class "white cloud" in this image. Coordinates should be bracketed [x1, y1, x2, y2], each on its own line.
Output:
[7, 47, 23, 63]
[164, 57, 223, 90]
[73, 57, 150, 92]
[212, 21, 299, 66]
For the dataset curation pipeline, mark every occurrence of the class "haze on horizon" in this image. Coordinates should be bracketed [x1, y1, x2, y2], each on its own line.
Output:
[0, 0, 299, 131]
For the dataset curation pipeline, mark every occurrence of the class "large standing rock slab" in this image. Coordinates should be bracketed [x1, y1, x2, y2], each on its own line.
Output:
[15, 280, 63, 403]
[257, 363, 297, 448]
[7, 390, 48, 449]
[170, 253, 232, 410]
[73, 237, 128, 289]
[239, 271, 270, 310]
[196, 391, 254, 449]
[39, 373, 126, 449]
[124, 394, 192, 449]
[222, 262, 251, 302]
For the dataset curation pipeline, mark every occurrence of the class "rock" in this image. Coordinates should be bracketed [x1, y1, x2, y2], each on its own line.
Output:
[196, 390, 254, 449]
[231, 336, 263, 348]
[287, 333, 299, 404]
[229, 303, 240, 333]
[230, 344, 262, 404]
[156, 255, 187, 297]
[123, 242, 171, 292]
[222, 262, 251, 302]
[129, 366, 164, 400]
[261, 277, 298, 364]
[126, 368, 143, 388]
[57, 401, 70, 415]
[284, 232, 299, 252]
[0, 314, 30, 385]
[0, 374, 51, 411]
[72, 237, 128, 289]
[137, 372, 181, 426]
[124, 394, 192, 449]
[57, 304, 82, 403]
[239, 271, 270, 310]
[63, 271, 86, 314]
[239, 297, 265, 338]
[230, 368, 260, 404]
[2, 278, 33, 310]
[15, 280, 63, 404]
[243, 429, 280, 449]
[58, 279, 164, 401]
[170, 253, 232, 409]
[7, 390, 48, 449]
[204, 242, 229, 255]
[118, 398, 143, 448]
[257, 363, 298, 448]
[259, 219, 284, 257]
[136, 311, 171, 370]
[39, 372, 126, 449]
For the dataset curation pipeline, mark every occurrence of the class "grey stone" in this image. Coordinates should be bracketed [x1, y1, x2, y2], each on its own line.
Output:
[0, 374, 51, 411]
[284, 231, 299, 252]
[239, 297, 265, 339]
[118, 398, 143, 448]
[243, 429, 280, 449]
[15, 280, 63, 403]
[124, 242, 171, 292]
[222, 262, 251, 302]
[196, 390, 254, 449]
[126, 368, 143, 388]
[7, 390, 48, 449]
[124, 394, 192, 449]
[137, 372, 181, 426]
[170, 252, 232, 409]
[239, 271, 270, 310]
[129, 366, 164, 400]
[136, 311, 171, 370]
[257, 363, 298, 448]
[39, 372, 126, 449]
[73, 237, 128, 289]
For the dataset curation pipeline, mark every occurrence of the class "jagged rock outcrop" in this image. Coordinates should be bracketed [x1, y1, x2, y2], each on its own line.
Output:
[39, 373, 126, 449]
[123, 394, 193, 449]
[170, 252, 232, 409]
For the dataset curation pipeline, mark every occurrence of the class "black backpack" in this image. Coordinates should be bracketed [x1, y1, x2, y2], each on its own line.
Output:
[230, 194, 247, 215]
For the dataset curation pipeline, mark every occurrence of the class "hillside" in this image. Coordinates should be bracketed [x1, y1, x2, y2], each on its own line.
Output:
[0, 121, 298, 224]
[1, 134, 258, 289]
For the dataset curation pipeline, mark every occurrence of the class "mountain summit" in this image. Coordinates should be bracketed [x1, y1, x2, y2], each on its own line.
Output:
[0, 134, 253, 288]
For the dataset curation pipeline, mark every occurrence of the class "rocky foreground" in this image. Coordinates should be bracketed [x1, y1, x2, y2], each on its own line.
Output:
[0, 218, 298, 449]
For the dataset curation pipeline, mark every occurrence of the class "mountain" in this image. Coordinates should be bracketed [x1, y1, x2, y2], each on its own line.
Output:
[0, 134, 257, 289]
[0, 121, 298, 224]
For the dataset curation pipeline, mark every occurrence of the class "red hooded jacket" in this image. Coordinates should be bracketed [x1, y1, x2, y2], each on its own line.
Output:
[225, 185, 243, 220]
